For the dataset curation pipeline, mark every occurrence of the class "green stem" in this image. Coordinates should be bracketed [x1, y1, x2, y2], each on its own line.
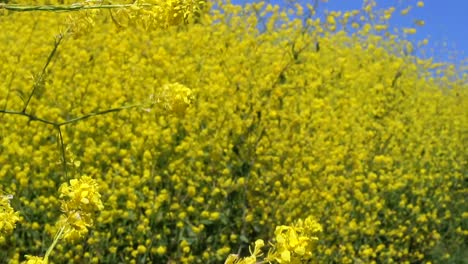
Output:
[0, 3, 153, 12]
[57, 103, 141, 126]
[22, 33, 64, 113]
[0, 103, 143, 127]
[43, 225, 66, 263]
[57, 126, 68, 179]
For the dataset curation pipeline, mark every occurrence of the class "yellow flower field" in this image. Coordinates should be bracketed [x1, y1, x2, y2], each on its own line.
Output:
[0, 0, 466, 263]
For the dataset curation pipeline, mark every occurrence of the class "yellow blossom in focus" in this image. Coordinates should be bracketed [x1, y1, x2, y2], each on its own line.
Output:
[59, 176, 104, 213]
[268, 217, 321, 263]
[53, 176, 104, 241]
[156, 83, 194, 116]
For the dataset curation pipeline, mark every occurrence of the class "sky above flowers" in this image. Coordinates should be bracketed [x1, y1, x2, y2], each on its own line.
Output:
[232, 0, 467, 66]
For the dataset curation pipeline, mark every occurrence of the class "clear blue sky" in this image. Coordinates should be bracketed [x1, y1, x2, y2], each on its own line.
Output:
[231, 0, 468, 66]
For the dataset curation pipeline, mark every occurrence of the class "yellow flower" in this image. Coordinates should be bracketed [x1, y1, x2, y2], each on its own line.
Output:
[54, 176, 103, 241]
[155, 245, 167, 255]
[269, 217, 321, 263]
[279, 250, 291, 263]
[59, 176, 104, 213]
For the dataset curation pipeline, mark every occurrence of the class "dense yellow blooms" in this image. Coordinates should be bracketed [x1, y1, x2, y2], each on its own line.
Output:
[55, 176, 104, 241]
[59, 176, 104, 213]
[0, 0, 466, 263]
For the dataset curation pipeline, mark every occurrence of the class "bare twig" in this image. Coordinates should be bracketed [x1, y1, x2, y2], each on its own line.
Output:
[57, 126, 68, 178]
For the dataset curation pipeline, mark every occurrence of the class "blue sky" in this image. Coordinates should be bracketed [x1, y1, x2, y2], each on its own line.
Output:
[231, 0, 467, 66]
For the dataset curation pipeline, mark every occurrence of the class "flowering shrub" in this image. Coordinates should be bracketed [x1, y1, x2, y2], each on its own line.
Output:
[0, 0, 467, 263]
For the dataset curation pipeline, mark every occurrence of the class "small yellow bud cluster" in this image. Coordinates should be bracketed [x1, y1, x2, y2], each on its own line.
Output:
[56, 176, 104, 241]
[154, 82, 194, 116]
[0, 194, 20, 240]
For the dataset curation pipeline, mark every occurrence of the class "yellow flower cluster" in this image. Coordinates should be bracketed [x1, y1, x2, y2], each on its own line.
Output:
[0, 0, 466, 263]
[57, 176, 104, 240]
[154, 82, 194, 116]
[0, 194, 20, 241]
[269, 217, 322, 263]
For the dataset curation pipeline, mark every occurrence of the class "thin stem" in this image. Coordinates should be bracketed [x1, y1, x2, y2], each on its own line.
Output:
[0, 3, 153, 12]
[0, 109, 58, 126]
[22, 33, 64, 113]
[0, 103, 142, 180]
[0, 103, 142, 127]
[57, 126, 68, 179]
[57, 104, 141, 126]
[43, 225, 66, 263]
